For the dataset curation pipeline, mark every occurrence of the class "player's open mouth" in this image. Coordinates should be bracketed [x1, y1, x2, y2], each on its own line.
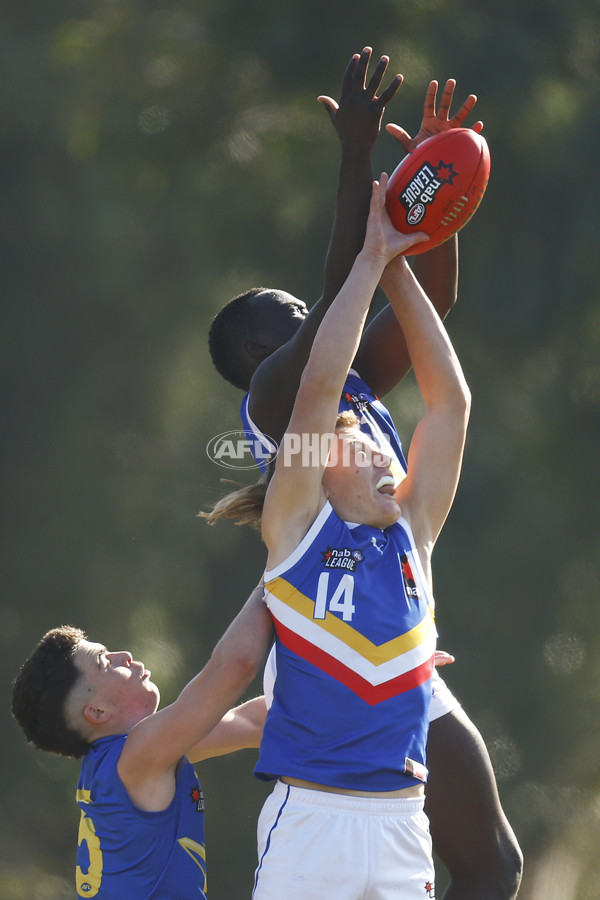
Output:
[376, 475, 395, 494]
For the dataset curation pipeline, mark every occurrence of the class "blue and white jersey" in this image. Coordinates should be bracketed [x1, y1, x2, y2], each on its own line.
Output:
[255, 502, 436, 792]
[240, 369, 408, 480]
[76, 735, 206, 899]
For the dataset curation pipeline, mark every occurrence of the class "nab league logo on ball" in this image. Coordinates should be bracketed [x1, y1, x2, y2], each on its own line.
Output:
[206, 430, 277, 470]
[400, 158, 459, 224]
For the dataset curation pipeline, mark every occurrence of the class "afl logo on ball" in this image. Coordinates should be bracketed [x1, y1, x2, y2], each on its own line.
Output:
[407, 203, 426, 225]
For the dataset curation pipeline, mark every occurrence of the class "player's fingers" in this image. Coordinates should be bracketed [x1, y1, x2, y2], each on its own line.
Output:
[423, 80, 438, 117]
[378, 171, 389, 194]
[436, 78, 456, 118]
[401, 232, 430, 253]
[352, 46, 373, 89]
[341, 53, 360, 94]
[369, 176, 383, 217]
[449, 94, 478, 127]
[386, 122, 412, 152]
[371, 173, 392, 222]
[471, 120, 484, 133]
[378, 73, 404, 107]
[365, 54, 390, 96]
[317, 95, 339, 125]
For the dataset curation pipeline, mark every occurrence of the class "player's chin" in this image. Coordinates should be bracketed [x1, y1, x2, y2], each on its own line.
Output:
[146, 683, 161, 708]
[373, 495, 401, 528]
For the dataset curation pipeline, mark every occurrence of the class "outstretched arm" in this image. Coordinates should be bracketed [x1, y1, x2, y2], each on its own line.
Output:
[318, 50, 403, 310]
[187, 695, 267, 763]
[248, 48, 403, 444]
[355, 79, 482, 396]
[117, 583, 273, 809]
[356, 237, 459, 397]
[385, 250, 471, 569]
[261, 178, 427, 563]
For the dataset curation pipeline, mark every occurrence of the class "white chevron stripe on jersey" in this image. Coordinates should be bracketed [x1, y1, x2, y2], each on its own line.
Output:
[265, 586, 437, 687]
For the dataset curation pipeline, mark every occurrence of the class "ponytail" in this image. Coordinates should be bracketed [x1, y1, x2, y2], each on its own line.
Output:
[199, 467, 272, 531]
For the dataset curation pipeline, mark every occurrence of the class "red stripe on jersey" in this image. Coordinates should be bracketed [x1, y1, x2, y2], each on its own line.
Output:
[275, 620, 433, 706]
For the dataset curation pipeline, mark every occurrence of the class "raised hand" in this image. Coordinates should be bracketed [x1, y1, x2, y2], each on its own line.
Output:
[362, 173, 429, 265]
[386, 79, 483, 154]
[318, 46, 404, 148]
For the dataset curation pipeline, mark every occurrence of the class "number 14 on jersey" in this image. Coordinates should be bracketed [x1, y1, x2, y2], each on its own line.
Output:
[314, 573, 356, 622]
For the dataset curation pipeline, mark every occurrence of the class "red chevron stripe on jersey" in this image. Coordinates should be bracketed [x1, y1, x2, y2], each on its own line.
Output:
[275, 619, 434, 706]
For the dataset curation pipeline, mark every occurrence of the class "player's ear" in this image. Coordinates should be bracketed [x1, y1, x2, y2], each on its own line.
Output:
[244, 338, 264, 354]
[244, 338, 273, 363]
[83, 704, 111, 726]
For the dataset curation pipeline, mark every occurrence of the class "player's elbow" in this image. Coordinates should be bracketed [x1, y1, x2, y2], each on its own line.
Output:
[213, 652, 261, 700]
[456, 390, 471, 437]
[231, 639, 264, 679]
[447, 277, 459, 312]
[459, 380, 471, 418]
[443, 376, 471, 422]
[236, 648, 263, 681]
[298, 360, 342, 402]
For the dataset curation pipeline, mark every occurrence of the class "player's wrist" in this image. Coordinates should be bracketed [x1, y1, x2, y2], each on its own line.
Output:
[355, 245, 389, 274]
[339, 135, 377, 157]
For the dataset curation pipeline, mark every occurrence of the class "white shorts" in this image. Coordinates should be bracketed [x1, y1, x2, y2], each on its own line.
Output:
[262, 646, 461, 722]
[253, 780, 435, 900]
[429, 668, 461, 721]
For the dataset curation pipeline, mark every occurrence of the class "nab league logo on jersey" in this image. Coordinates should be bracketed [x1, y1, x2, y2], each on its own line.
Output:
[321, 546, 364, 572]
[400, 552, 421, 599]
[343, 391, 373, 414]
[190, 783, 205, 812]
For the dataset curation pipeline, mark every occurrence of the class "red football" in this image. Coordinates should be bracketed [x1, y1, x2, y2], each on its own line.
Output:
[385, 128, 491, 254]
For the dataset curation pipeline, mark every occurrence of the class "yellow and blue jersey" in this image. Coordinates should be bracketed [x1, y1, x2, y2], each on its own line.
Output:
[75, 735, 207, 899]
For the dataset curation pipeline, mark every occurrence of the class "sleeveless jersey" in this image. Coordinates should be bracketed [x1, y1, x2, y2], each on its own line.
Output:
[255, 502, 436, 792]
[75, 735, 207, 899]
[240, 369, 408, 482]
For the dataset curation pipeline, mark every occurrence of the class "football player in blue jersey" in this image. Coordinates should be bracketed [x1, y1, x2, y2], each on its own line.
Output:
[248, 176, 457, 898]
[11, 584, 271, 899]
[213, 171, 464, 898]
[206, 48, 522, 899]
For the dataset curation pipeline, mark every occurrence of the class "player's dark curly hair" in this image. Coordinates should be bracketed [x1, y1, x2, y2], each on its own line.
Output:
[11, 625, 91, 759]
[208, 287, 267, 391]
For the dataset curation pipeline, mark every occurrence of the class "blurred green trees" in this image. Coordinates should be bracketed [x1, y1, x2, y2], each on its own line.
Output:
[2, 0, 600, 897]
